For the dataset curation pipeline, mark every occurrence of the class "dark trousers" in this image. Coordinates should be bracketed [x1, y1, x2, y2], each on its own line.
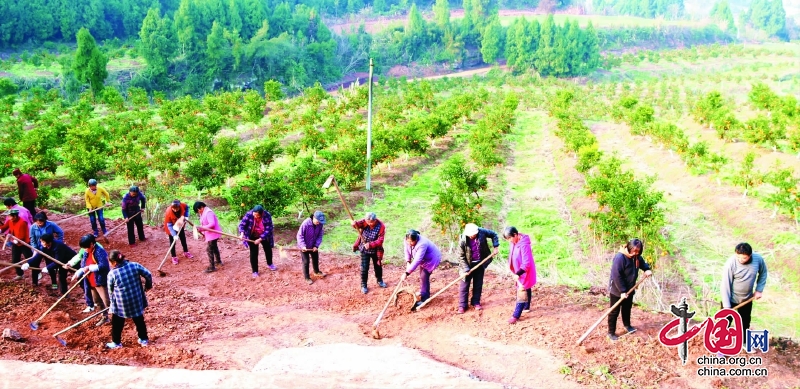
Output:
[512, 289, 532, 319]
[360, 252, 383, 287]
[207, 239, 221, 267]
[608, 292, 635, 334]
[29, 256, 58, 286]
[248, 241, 272, 273]
[111, 314, 148, 344]
[89, 209, 107, 235]
[722, 301, 754, 330]
[419, 268, 432, 301]
[11, 245, 32, 277]
[459, 264, 485, 308]
[168, 230, 188, 257]
[22, 200, 36, 217]
[301, 251, 321, 279]
[126, 214, 146, 244]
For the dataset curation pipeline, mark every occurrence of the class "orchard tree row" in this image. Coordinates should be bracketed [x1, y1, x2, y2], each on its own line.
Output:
[547, 90, 667, 263]
[0, 71, 493, 218]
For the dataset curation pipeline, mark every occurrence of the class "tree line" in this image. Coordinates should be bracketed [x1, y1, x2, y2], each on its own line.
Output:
[710, 0, 788, 40]
[591, 0, 685, 19]
[366, 2, 601, 78]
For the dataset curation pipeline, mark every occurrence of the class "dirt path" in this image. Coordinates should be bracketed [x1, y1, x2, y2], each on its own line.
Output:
[0, 212, 574, 388]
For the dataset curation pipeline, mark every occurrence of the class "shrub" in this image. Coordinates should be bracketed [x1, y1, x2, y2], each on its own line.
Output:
[431, 155, 488, 239]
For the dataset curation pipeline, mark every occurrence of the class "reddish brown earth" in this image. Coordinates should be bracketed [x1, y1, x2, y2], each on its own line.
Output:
[1, 212, 798, 388]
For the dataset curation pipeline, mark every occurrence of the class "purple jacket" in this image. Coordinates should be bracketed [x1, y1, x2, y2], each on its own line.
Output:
[121, 192, 146, 218]
[404, 236, 441, 274]
[296, 217, 323, 249]
[238, 210, 274, 247]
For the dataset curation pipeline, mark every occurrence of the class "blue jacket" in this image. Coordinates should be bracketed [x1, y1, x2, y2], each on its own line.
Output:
[30, 221, 64, 250]
[80, 245, 111, 287]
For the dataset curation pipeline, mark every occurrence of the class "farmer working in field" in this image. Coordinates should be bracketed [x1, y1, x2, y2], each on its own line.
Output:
[84, 179, 112, 237]
[121, 186, 147, 246]
[608, 238, 652, 341]
[27, 213, 65, 288]
[163, 199, 193, 265]
[4, 197, 33, 225]
[297, 210, 327, 285]
[22, 233, 77, 294]
[12, 168, 38, 217]
[457, 223, 499, 314]
[400, 229, 441, 310]
[30, 212, 63, 246]
[238, 205, 276, 278]
[0, 209, 32, 281]
[720, 242, 768, 330]
[72, 234, 111, 327]
[193, 201, 222, 273]
[352, 212, 386, 294]
[503, 226, 537, 324]
[105, 250, 153, 349]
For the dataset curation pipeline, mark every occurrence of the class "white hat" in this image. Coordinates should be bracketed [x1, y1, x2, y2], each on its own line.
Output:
[463, 223, 479, 237]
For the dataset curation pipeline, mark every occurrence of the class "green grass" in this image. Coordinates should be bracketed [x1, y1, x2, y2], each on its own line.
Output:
[320, 152, 458, 264]
[502, 111, 588, 288]
[0, 54, 144, 80]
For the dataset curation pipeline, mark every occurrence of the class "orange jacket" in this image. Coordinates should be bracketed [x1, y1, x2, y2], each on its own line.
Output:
[1, 217, 30, 246]
[163, 203, 189, 235]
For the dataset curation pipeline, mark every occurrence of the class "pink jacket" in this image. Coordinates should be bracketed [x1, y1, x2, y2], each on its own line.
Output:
[508, 234, 537, 289]
[199, 207, 222, 242]
[11, 205, 33, 225]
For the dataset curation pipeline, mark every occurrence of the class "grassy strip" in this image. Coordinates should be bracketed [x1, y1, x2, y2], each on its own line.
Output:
[320, 151, 462, 264]
[502, 111, 589, 288]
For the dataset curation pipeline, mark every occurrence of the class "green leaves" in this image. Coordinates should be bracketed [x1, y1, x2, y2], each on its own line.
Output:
[432, 155, 487, 239]
[73, 28, 108, 97]
[62, 122, 110, 182]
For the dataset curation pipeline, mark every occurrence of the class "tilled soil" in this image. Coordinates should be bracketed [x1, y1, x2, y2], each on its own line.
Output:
[1, 212, 798, 388]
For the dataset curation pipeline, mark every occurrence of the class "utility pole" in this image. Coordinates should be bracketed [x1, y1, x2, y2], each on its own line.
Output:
[366, 58, 374, 191]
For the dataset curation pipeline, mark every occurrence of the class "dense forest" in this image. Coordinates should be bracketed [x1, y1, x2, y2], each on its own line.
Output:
[0, 0, 603, 95]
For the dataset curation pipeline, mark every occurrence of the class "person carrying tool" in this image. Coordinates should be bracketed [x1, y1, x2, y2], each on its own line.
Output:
[67, 245, 99, 313]
[720, 242, 767, 330]
[503, 226, 537, 324]
[457, 223, 499, 314]
[12, 168, 38, 217]
[352, 212, 386, 294]
[71, 234, 111, 327]
[194, 201, 222, 273]
[121, 186, 147, 246]
[238, 205, 275, 278]
[297, 210, 327, 285]
[22, 233, 76, 294]
[28, 212, 65, 288]
[400, 229, 441, 310]
[1, 209, 32, 281]
[84, 179, 111, 237]
[105, 250, 153, 349]
[163, 200, 193, 265]
[4, 197, 33, 225]
[608, 238, 652, 341]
